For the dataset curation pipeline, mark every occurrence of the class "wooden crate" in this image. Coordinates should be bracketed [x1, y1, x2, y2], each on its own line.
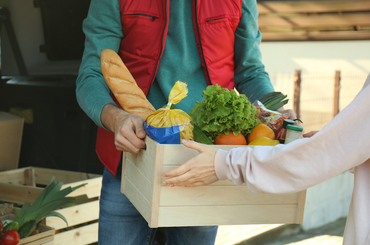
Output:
[0, 212, 55, 245]
[122, 136, 306, 228]
[0, 167, 102, 245]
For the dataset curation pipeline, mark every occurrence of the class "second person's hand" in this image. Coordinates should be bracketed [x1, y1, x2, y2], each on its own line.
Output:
[163, 140, 219, 187]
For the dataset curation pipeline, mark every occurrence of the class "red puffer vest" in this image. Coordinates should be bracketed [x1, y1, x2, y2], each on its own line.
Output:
[96, 0, 243, 176]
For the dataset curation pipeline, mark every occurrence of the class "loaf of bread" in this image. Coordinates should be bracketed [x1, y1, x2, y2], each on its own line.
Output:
[100, 49, 156, 121]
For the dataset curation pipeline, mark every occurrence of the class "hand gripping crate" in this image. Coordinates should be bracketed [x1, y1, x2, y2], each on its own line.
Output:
[122, 136, 306, 228]
[0, 209, 55, 245]
[0, 167, 102, 245]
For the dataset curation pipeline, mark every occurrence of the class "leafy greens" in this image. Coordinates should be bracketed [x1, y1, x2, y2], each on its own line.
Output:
[190, 85, 260, 142]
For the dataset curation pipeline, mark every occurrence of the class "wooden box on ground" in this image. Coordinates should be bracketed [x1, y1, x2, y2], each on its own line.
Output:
[0, 111, 24, 172]
[0, 211, 55, 245]
[0, 167, 102, 245]
[122, 136, 306, 228]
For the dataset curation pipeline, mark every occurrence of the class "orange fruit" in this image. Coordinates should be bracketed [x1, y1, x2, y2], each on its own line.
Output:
[247, 124, 275, 143]
[214, 132, 247, 145]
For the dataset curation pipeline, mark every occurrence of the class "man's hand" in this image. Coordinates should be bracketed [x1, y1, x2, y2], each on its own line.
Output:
[303, 131, 318, 138]
[101, 104, 146, 154]
[278, 108, 297, 121]
[163, 140, 219, 187]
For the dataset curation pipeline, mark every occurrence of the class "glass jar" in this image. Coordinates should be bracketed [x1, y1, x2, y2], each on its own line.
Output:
[284, 124, 303, 144]
[276, 119, 295, 144]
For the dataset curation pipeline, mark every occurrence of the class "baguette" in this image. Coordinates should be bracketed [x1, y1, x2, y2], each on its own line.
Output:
[100, 49, 156, 121]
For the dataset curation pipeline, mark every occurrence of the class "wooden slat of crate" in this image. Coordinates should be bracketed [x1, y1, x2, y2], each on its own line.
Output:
[122, 141, 164, 227]
[0, 182, 43, 205]
[0, 168, 30, 185]
[33, 167, 101, 185]
[257, 0, 370, 15]
[62, 178, 102, 199]
[39, 242, 53, 245]
[160, 186, 300, 206]
[18, 225, 55, 245]
[0, 167, 102, 204]
[45, 200, 99, 230]
[122, 137, 306, 228]
[53, 222, 98, 245]
[157, 205, 300, 227]
[125, 159, 153, 202]
[124, 177, 151, 222]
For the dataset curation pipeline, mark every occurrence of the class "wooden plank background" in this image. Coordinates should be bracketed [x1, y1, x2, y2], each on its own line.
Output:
[257, 0, 370, 41]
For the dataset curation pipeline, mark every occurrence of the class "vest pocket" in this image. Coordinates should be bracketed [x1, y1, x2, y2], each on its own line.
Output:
[206, 16, 239, 24]
[121, 12, 162, 38]
[206, 16, 239, 32]
[207, 17, 226, 23]
[122, 13, 159, 22]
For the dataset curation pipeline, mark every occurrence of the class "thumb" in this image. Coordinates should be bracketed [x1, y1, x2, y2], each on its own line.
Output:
[133, 119, 146, 139]
[182, 139, 206, 153]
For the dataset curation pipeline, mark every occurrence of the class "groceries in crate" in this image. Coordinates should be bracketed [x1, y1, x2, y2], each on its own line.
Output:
[0, 204, 13, 217]
[248, 137, 279, 146]
[190, 85, 303, 145]
[190, 85, 259, 145]
[257, 91, 289, 111]
[98, 49, 303, 146]
[0, 177, 86, 243]
[145, 81, 193, 144]
[285, 124, 304, 144]
[101, 49, 156, 121]
[0, 228, 19, 245]
[253, 100, 289, 133]
[214, 132, 247, 145]
[247, 124, 276, 143]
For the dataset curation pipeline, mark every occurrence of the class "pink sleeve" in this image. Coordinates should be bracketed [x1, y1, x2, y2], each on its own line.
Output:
[215, 75, 370, 194]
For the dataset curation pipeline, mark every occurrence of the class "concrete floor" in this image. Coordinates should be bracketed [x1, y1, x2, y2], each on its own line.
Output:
[215, 217, 347, 245]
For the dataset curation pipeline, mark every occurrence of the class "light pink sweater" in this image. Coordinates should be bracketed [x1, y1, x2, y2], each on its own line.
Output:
[215, 74, 370, 245]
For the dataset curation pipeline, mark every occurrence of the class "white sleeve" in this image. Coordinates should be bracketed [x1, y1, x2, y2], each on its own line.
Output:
[215, 74, 370, 194]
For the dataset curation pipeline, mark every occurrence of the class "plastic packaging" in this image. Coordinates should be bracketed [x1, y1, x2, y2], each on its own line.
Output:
[145, 81, 193, 144]
[284, 124, 303, 144]
[253, 100, 289, 132]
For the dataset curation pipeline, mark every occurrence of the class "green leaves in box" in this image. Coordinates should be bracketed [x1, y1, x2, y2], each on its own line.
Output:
[190, 85, 260, 142]
[14, 177, 86, 228]
[258, 91, 289, 111]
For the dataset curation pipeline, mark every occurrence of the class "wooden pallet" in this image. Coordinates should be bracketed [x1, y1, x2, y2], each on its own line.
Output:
[0, 167, 102, 245]
[122, 136, 306, 228]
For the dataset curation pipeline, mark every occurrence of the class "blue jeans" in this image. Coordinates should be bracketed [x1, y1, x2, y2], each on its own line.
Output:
[98, 167, 218, 245]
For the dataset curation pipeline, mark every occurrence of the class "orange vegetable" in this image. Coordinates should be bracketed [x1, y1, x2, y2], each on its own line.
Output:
[214, 132, 247, 145]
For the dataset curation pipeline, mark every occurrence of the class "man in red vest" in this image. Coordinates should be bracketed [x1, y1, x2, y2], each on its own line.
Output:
[76, 0, 295, 244]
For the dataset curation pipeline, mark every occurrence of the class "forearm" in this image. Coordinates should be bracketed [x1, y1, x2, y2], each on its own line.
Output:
[100, 103, 130, 133]
[76, 69, 115, 128]
[76, 0, 123, 128]
[215, 80, 370, 194]
[234, 0, 274, 102]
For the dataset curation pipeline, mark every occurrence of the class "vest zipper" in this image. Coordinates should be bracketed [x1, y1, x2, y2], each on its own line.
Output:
[194, 0, 212, 85]
[207, 17, 225, 22]
[123, 13, 159, 22]
[149, 0, 168, 89]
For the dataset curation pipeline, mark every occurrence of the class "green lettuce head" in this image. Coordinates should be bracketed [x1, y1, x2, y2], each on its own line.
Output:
[190, 85, 260, 142]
